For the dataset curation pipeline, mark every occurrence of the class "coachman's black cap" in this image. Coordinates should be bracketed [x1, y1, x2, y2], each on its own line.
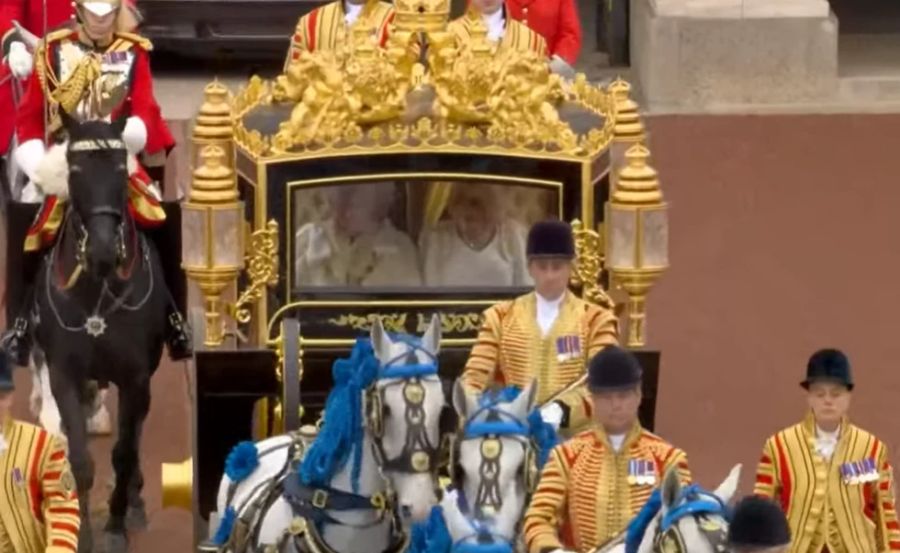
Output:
[526, 220, 575, 259]
[727, 496, 791, 548]
[0, 354, 13, 392]
[801, 348, 854, 391]
[587, 346, 642, 392]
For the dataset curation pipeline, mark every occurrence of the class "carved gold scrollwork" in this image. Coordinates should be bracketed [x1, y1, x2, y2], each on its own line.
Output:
[231, 220, 280, 324]
[415, 313, 483, 334]
[328, 313, 408, 333]
[571, 219, 613, 309]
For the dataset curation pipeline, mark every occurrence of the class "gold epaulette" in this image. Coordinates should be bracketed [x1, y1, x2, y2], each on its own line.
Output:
[113, 31, 153, 51]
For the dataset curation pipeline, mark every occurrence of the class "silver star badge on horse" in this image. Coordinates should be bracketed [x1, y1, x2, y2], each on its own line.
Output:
[84, 315, 107, 337]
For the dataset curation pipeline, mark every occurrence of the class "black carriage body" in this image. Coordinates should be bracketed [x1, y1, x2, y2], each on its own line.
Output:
[192, 101, 661, 523]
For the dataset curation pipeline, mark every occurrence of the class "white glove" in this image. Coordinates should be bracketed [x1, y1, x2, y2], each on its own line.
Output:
[550, 549, 578, 553]
[21, 181, 45, 203]
[540, 402, 564, 430]
[549, 54, 576, 80]
[122, 116, 147, 155]
[7, 41, 33, 79]
[14, 138, 46, 184]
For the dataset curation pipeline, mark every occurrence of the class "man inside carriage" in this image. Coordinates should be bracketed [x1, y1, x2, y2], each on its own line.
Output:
[1, 0, 192, 365]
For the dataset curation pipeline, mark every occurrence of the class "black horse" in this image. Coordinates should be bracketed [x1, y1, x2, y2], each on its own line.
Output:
[34, 114, 169, 553]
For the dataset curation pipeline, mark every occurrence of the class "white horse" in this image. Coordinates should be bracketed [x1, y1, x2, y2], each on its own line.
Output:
[207, 315, 446, 553]
[597, 464, 742, 553]
[409, 380, 553, 553]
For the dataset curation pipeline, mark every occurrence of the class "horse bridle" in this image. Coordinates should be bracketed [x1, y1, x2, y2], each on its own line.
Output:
[452, 398, 537, 517]
[67, 137, 130, 273]
[651, 485, 730, 553]
[366, 340, 444, 484]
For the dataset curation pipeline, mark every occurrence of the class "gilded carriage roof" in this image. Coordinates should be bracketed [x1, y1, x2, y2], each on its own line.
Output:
[227, 0, 627, 162]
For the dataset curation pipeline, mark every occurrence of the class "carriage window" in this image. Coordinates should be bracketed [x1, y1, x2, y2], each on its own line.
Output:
[290, 180, 559, 292]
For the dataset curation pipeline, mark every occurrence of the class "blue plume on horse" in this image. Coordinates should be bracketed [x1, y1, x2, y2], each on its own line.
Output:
[526, 409, 559, 468]
[224, 441, 259, 483]
[409, 505, 452, 553]
[625, 488, 661, 553]
[299, 338, 379, 494]
[211, 505, 237, 546]
[479, 386, 520, 407]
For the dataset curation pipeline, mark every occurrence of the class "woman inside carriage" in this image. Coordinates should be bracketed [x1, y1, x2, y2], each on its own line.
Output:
[419, 182, 531, 287]
[1, 0, 191, 365]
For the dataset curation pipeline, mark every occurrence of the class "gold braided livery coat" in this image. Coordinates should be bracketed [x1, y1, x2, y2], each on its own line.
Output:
[283, 0, 395, 69]
[447, 10, 548, 57]
[0, 418, 80, 553]
[462, 291, 617, 431]
[523, 424, 691, 553]
[754, 413, 900, 552]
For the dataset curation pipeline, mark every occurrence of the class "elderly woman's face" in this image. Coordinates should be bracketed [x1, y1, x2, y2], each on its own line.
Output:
[331, 188, 386, 238]
[448, 186, 498, 240]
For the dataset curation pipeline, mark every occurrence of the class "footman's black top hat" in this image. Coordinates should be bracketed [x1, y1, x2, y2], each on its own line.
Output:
[0, 354, 13, 391]
[587, 346, 642, 392]
[526, 220, 575, 259]
[801, 348, 853, 391]
[727, 496, 791, 547]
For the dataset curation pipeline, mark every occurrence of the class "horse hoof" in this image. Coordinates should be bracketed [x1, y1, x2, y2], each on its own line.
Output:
[104, 531, 128, 553]
[126, 505, 148, 531]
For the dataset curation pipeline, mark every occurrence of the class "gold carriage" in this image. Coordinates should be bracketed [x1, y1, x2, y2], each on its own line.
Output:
[163, 0, 670, 544]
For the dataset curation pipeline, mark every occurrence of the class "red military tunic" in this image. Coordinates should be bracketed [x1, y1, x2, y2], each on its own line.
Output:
[16, 28, 170, 250]
[0, 0, 75, 155]
[505, 0, 581, 64]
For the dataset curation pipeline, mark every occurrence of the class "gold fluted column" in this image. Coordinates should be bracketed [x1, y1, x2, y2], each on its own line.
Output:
[608, 78, 646, 195]
[606, 144, 668, 348]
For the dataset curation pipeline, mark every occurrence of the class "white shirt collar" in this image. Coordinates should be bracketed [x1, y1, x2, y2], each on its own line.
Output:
[481, 8, 505, 42]
[344, 1, 364, 25]
[535, 292, 564, 336]
[815, 425, 840, 459]
[609, 433, 626, 452]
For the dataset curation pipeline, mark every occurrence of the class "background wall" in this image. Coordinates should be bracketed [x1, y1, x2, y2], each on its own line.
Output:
[645, 114, 900, 492]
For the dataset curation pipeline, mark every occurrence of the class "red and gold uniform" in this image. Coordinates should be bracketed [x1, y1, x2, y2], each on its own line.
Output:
[523, 423, 691, 553]
[0, 418, 80, 553]
[448, 8, 547, 57]
[0, 0, 74, 155]
[754, 413, 900, 552]
[283, 0, 395, 69]
[505, 0, 580, 63]
[15, 25, 171, 251]
[462, 289, 617, 432]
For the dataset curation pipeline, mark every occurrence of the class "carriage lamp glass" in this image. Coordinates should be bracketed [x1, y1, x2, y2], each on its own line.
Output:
[606, 144, 668, 348]
[182, 145, 245, 347]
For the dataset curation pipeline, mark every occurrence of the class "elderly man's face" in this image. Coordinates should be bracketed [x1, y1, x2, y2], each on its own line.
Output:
[331, 190, 386, 238]
[592, 386, 641, 435]
[0, 390, 13, 423]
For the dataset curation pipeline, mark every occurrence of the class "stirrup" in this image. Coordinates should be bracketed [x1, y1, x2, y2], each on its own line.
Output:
[167, 311, 193, 361]
[0, 317, 32, 367]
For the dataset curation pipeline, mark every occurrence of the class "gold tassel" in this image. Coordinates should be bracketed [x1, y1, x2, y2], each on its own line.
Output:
[51, 54, 101, 114]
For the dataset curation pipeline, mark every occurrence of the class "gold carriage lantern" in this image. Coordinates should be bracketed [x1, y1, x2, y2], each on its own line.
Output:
[182, 144, 245, 347]
[605, 144, 668, 348]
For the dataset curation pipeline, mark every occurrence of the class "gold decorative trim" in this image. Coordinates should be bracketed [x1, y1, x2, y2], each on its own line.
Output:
[231, 220, 280, 324]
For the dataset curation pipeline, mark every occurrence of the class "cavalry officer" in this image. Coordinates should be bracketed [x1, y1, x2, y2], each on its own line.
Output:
[753, 349, 900, 552]
[0, 356, 81, 553]
[1, 0, 141, 167]
[283, 0, 396, 70]
[523, 346, 691, 553]
[448, 0, 547, 56]
[727, 496, 791, 553]
[461, 219, 617, 434]
[1, 0, 191, 366]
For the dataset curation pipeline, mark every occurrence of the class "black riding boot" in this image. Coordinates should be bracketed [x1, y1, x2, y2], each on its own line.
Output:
[148, 202, 192, 361]
[2, 201, 43, 366]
